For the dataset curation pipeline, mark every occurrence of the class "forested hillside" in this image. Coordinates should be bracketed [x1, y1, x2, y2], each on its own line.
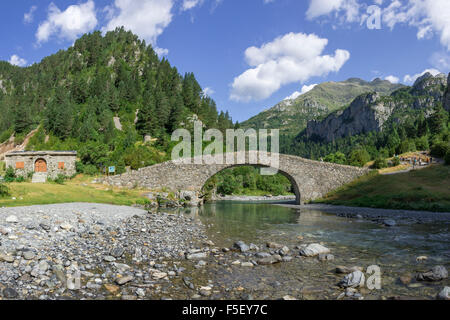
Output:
[0, 28, 234, 174]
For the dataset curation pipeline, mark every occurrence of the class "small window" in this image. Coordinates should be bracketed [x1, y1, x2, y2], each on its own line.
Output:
[58, 162, 65, 169]
[15, 162, 25, 169]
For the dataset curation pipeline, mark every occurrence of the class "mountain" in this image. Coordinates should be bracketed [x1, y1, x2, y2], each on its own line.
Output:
[305, 72, 447, 142]
[285, 72, 450, 165]
[0, 28, 234, 174]
[240, 78, 404, 136]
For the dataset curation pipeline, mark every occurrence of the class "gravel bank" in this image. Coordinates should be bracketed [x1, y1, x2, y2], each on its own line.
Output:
[0, 203, 208, 300]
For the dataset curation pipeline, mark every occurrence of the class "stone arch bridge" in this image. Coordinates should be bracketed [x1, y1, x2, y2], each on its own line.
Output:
[102, 152, 369, 205]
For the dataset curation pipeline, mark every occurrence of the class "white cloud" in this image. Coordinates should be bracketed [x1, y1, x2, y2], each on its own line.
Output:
[403, 68, 441, 84]
[36, 1, 97, 44]
[430, 51, 450, 71]
[103, 0, 173, 52]
[384, 75, 399, 83]
[230, 32, 350, 102]
[182, 0, 204, 11]
[203, 87, 215, 96]
[9, 55, 27, 67]
[284, 84, 318, 100]
[24, 6, 37, 24]
[306, 0, 360, 22]
[264, 0, 275, 4]
[310, 0, 450, 51]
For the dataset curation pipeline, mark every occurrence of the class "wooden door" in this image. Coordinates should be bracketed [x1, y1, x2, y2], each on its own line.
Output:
[35, 159, 47, 172]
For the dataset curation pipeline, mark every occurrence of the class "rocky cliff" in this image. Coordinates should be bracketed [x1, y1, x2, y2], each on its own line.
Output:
[305, 73, 448, 143]
[241, 78, 403, 136]
[444, 73, 450, 112]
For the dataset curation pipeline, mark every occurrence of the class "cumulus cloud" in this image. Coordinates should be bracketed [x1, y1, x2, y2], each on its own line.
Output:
[309, 0, 450, 51]
[9, 55, 27, 67]
[36, 1, 97, 44]
[103, 0, 173, 53]
[230, 32, 350, 102]
[306, 0, 360, 22]
[284, 84, 318, 100]
[24, 6, 37, 24]
[403, 68, 441, 84]
[384, 75, 399, 83]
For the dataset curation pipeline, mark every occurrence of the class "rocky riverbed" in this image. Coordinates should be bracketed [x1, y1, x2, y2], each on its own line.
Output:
[0, 202, 448, 300]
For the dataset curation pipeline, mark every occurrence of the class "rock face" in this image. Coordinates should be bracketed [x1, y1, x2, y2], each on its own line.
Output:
[444, 73, 450, 112]
[305, 73, 447, 143]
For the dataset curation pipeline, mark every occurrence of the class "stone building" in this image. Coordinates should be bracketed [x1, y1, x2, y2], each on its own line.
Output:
[5, 151, 77, 181]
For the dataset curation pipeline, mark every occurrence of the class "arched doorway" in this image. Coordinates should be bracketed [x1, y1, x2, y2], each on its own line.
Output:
[35, 159, 47, 173]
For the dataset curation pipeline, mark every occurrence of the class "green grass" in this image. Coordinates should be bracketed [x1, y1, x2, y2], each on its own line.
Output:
[315, 165, 450, 212]
[0, 175, 150, 207]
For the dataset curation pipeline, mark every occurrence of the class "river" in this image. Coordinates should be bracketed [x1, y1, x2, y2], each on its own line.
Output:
[167, 201, 450, 300]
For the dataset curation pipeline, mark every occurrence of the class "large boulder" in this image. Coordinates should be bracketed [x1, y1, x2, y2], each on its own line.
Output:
[299, 244, 330, 257]
[417, 266, 448, 282]
[437, 287, 450, 300]
[339, 271, 366, 288]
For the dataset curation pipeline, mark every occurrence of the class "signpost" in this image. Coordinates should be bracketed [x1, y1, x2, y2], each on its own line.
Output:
[108, 166, 116, 176]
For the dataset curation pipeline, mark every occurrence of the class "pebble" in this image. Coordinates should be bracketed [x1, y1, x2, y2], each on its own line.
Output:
[339, 271, 365, 288]
[115, 275, 134, 285]
[417, 266, 448, 282]
[6, 215, 18, 223]
[437, 287, 450, 300]
[299, 244, 330, 257]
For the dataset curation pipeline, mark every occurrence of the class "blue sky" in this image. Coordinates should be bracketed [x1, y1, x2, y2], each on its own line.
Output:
[1, 0, 450, 122]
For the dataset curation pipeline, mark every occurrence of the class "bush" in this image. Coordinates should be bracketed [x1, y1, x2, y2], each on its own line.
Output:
[15, 176, 25, 183]
[445, 151, 450, 166]
[430, 140, 449, 158]
[348, 148, 371, 167]
[0, 183, 9, 197]
[82, 164, 99, 175]
[51, 174, 66, 185]
[391, 156, 401, 167]
[372, 158, 388, 169]
[4, 167, 16, 183]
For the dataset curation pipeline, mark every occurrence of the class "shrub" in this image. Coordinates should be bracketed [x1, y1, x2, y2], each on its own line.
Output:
[4, 167, 16, 183]
[391, 156, 401, 167]
[82, 164, 99, 175]
[0, 183, 9, 197]
[430, 140, 449, 158]
[52, 174, 66, 185]
[445, 151, 450, 166]
[15, 176, 25, 183]
[372, 158, 388, 169]
[348, 148, 371, 167]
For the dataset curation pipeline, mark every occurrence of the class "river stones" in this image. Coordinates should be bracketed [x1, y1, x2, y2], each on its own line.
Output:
[2, 287, 18, 299]
[186, 252, 208, 260]
[257, 254, 282, 265]
[233, 241, 250, 253]
[299, 244, 330, 257]
[339, 271, 366, 288]
[417, 266, 448, 282]
[266, 242, 283, 249]
[437, 287, 450, 300]
[383, 219, 396, 227]
[115, 275, 134, 285]
[318, 253, 334, 261]
[6, 215, 18, 223]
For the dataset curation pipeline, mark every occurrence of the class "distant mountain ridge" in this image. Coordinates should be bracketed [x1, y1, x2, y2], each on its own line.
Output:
[304, 72, 448, 143]
[241, 78, 404, 136]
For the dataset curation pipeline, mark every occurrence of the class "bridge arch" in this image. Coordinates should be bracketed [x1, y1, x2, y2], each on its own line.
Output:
[200, 164, 302, 204]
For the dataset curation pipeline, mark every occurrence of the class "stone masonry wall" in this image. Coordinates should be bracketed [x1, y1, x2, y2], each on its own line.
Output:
[5, 152, 77, 179]
[100, 152, 369, 205]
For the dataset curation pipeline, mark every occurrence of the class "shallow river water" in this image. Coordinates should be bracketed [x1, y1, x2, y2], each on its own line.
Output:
[172, 201, 450, 300]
